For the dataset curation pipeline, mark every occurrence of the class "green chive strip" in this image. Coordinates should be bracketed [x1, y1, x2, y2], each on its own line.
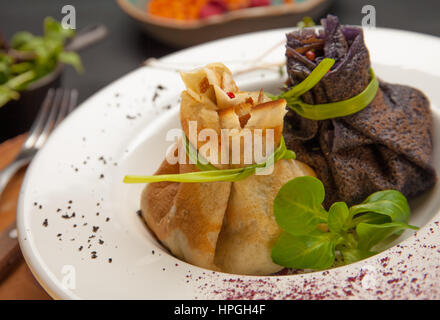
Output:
[183, 134, 217, 171]
[273, 58, 379, 120]
[123, 136, 296, 184]
[283, 58, 335, 99]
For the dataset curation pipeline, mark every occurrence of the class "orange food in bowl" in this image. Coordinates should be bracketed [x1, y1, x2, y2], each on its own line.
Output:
[148, 0, 209, 20]
[147, 0, 293, 21]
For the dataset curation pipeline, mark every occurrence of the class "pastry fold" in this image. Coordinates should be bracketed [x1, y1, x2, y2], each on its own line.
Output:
[141, 63, 315, 274]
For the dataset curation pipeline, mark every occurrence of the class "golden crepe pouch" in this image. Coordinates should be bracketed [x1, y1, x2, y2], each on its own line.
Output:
[141, 63, 315, 275]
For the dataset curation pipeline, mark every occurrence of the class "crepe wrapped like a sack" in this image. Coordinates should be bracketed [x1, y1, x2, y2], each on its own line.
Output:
[141, 63, 315, 275]
[283, 15, 437, 208]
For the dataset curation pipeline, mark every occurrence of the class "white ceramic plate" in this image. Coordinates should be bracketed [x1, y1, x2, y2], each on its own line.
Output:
[17, 27, 440, 299]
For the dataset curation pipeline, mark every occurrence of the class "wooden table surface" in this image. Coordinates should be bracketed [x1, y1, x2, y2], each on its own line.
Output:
[0, 135, 51, 300]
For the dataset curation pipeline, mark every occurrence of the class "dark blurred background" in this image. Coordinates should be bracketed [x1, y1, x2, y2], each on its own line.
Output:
[1, 0, 439, 104]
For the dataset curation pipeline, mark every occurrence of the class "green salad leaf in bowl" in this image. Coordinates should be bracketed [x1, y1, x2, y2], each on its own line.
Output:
[0, 17, 83, 107]
[271, 176, 418, 270]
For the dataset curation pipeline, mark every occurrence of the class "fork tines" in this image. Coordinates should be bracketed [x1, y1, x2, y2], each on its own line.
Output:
[23, 89, 78, 151]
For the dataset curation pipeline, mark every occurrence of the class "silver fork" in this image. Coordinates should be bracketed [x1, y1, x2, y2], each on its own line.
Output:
[0, 88, 78, 280]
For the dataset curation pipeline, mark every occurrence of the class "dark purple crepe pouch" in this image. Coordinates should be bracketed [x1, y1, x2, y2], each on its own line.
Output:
[283, 15, 436, 207]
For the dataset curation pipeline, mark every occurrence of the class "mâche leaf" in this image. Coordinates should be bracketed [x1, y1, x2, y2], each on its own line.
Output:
[339, 247, 371, 264]
[0, 86, 20, 106]
[350, 190, 411, 223]
[271, 176, 417, 270]
[59, 51, 84, 73]
[273, 176, 328, 235]
[349, 212, 390, 227]
[356, 222, 418, 252]
[0, 17, 82, 108]
[271, 231, 337, 270]
[328, 202, 349, 234]
[44, 17, 75, 41]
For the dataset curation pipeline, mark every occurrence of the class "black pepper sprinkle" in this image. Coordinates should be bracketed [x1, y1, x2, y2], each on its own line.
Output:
[99, 174, 104, 179]
[108, 258, 112, 263]
[57, 208, 61, 212]
[73, 224, 77, 228]
[92, 226, 99, 233]
[91, 253, 98, 259]
[62, 212, 76, 219]
[68, 200, 72, 204]
[96, 212, 100, 216]
[105, 217, 110, 222]
[98, 156, 107, 165]
[78, 246, 83, 251]
[38, 205, 42, 209]
[42, 219, 48, 227]
[99, 239, 104, 245]
[57, 233, 62, 237]
[136, 210, 142, 217]
[34, 202, 37, 206]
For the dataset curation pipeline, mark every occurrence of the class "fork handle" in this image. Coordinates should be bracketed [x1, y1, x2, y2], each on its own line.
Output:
[65, 24, 108, 52]
[0, 157, 31, 281]
[0, 157, 31, 196]
[0, 221, 21, 282]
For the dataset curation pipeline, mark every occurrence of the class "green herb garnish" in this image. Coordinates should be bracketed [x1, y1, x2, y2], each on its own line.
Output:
[183, 134, 217, 171]
[297, 16, 316, 29]
[123, 136, 296, 184]
[269, 58, 379, 120]
[0, 17, 83, 108]
[271, 176, 418, 270]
